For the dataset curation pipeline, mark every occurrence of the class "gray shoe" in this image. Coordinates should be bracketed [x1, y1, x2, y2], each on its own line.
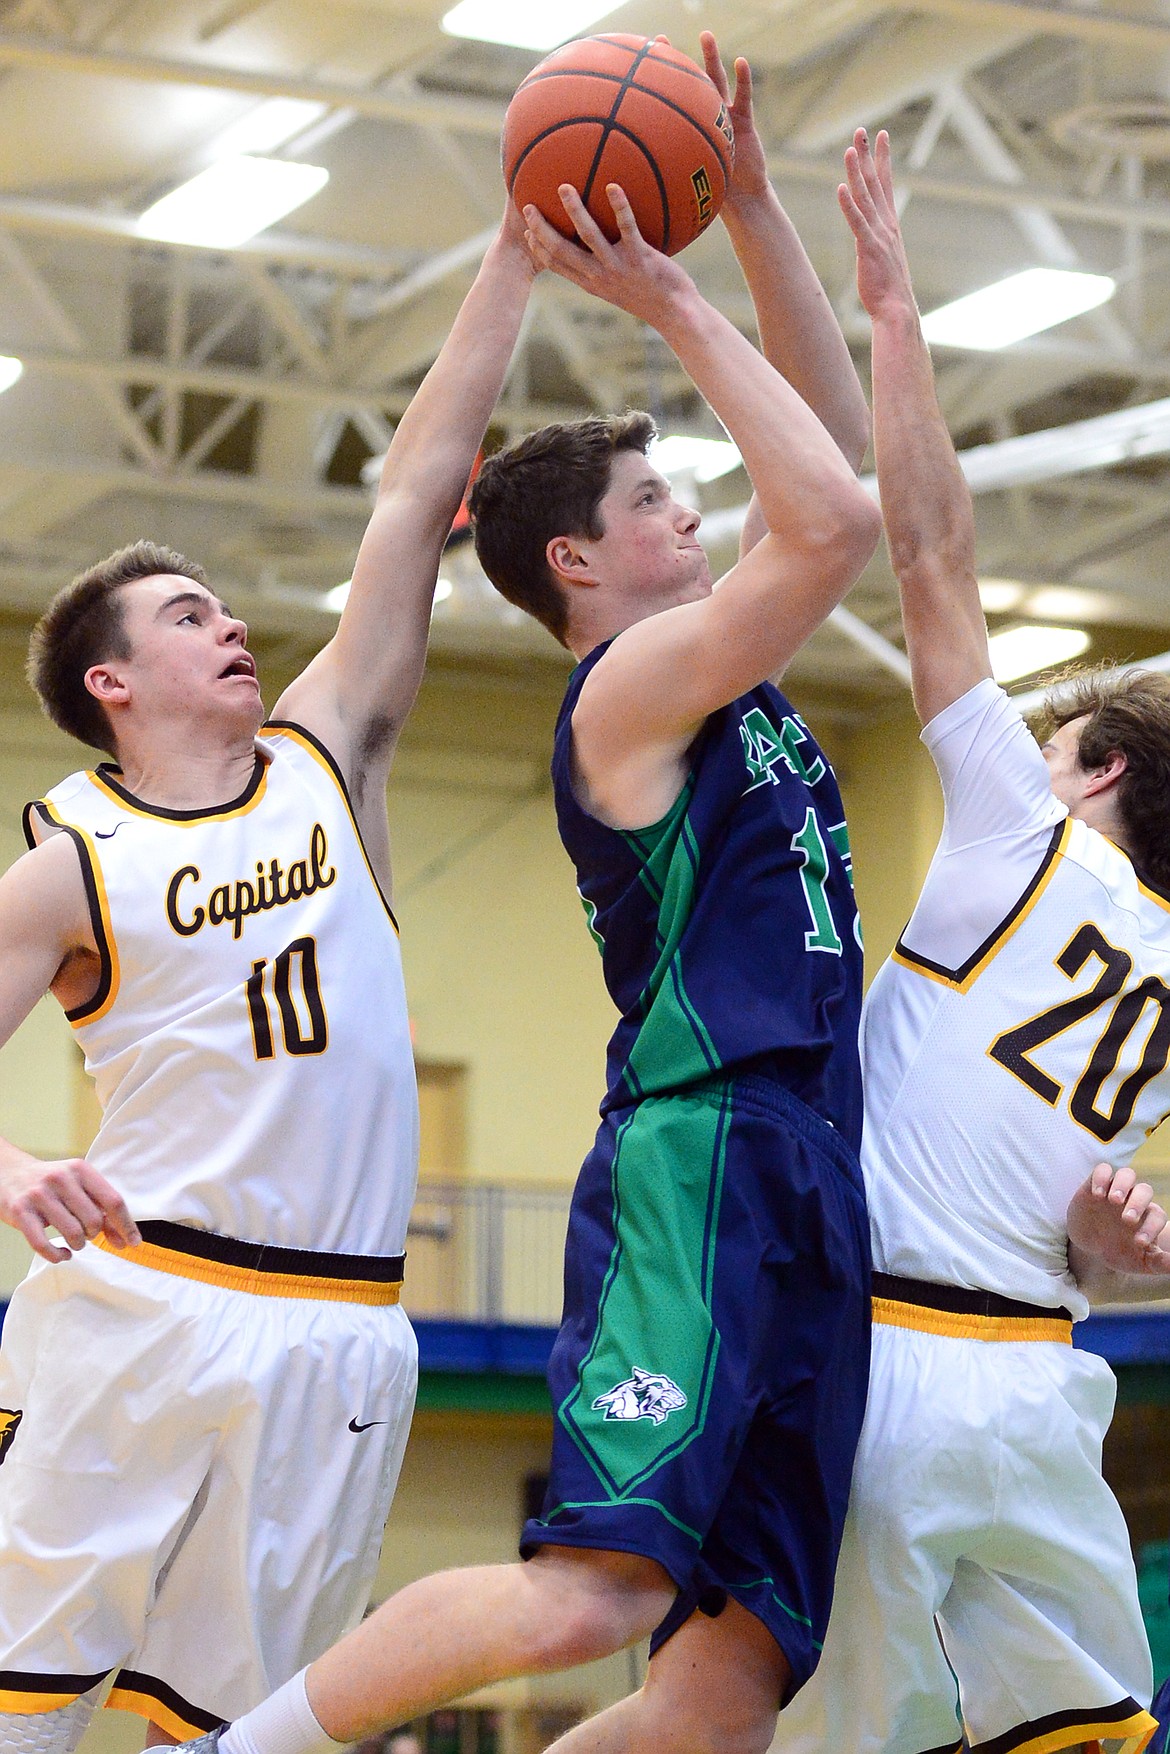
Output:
[176, 1733, 225, 1752]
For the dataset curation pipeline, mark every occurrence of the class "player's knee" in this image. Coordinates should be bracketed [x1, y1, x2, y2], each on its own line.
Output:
[647, 1692, 777, 1754]
[524, 1550, 671, 1668]
[524, 1588, 653, 1670]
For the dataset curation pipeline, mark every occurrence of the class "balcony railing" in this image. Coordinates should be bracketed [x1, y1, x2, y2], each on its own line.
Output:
[405, 1180, 571, 1326]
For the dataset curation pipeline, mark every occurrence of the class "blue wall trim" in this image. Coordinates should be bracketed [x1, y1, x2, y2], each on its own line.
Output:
[1076, 1310, 1170, 1366]
[413, 1319, 555, 1375]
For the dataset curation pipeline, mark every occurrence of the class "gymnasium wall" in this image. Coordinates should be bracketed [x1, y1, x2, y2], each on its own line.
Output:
[0, 625, 945, 1291]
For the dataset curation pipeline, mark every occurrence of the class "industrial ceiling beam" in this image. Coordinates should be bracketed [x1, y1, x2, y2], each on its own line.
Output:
[0, 29, 503, 134]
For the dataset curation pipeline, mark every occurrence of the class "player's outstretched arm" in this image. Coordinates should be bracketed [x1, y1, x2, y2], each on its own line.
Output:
[525, 187, 881, 827]
[840, 129, 991, 726]
[1067, 1162, 1170, 1303]
[0, 839, 139, 1264]
[702, 31, 869, 478]
[274, 204, 537, 793]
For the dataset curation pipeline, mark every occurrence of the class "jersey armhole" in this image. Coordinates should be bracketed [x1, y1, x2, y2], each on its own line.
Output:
[23, 802, 120, 1025]
[262, 719, 399, 935]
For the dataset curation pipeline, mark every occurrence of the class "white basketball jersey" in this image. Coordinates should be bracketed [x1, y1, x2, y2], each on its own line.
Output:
[862, 679, 1170, 1320]
[25, 720, 418, 1256]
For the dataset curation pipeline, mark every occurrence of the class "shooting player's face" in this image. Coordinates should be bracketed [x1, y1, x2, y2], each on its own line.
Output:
[86, 575, 262, 740]
[1041, 714, 1092, 813]
[592, 451, 711, 606]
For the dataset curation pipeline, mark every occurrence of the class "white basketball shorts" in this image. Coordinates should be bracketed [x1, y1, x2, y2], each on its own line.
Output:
[772, 1277, 1156, 1754]
[0, 1225, 417, 1739]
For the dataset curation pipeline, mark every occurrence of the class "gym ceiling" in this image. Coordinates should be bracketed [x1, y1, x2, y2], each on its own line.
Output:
[2, 0, 1170, 715]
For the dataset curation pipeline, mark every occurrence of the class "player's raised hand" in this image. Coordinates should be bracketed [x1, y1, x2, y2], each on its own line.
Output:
[700, 32, 767, 206]
[0, 1146, 140, 1264]
[522, 185, 695, 326]
[839, 129, 916, 324]
[1067, 1162, 1170, 1276]
[498, 189, 541, 278]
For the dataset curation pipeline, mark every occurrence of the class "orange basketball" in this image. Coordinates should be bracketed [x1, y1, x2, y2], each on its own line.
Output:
[502, 34, 734, 258]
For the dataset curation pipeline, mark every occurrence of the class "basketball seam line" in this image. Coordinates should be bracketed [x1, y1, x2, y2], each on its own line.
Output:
[509, 120, 673, 250]
[512, 73, 733, 166]
[581, 36, 659, 232]
[511, 71, 732, 207]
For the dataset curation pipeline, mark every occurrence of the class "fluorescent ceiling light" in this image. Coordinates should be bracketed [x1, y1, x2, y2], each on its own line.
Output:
[921, 268, 1116, 351]
[138, 157, 329, 249]
[0, 356, 23, 394]
[651, 435, 742, 483]
[441, 0, 621, 51]
[1024, 585, 1119, 624]
[989, 623, 1090, 683]
[325, 576, 453, 615]
[978, 578, 1025, 614]
[209, 99, 329, 159]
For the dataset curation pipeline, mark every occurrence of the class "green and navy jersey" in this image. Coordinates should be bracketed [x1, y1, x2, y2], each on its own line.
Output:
[553, 641, 864, 1146]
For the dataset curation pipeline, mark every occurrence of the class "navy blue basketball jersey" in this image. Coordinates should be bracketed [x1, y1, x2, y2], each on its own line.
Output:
[552, 641, 864, 1146]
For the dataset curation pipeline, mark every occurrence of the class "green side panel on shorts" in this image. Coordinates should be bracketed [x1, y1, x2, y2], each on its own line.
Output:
[620, 788, 722, 1099]
[557, 1086, 731, 1502]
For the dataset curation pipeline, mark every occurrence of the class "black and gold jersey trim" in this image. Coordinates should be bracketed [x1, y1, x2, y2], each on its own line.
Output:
[0, 1668, 108, 1713]
[22, 800, 120, 1025]
[86, 754, 268, 822]
[95, 1218, 406, 1304]
[872, 1273, 1073, 1344]
[893, 819, 1071, 994]
[967, 1695, 1155, 1754]
[106, 1668, 223, 1739]
[263, 718, 399, 934]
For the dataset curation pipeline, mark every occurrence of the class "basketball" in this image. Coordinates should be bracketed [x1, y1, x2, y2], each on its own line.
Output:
[502, 34, 735, 258]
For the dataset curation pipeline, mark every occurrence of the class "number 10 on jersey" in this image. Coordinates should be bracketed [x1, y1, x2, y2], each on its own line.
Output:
[246, 936, 328, 1059]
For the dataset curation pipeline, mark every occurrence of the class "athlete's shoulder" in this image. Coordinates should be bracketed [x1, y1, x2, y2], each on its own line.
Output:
[1067, 819, 1170, 928]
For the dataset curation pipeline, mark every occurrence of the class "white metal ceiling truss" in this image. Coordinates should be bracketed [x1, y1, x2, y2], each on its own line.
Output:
[0, 0, 1169, 688]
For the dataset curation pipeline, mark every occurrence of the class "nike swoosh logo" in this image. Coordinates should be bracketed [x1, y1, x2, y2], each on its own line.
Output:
[348, 1417, 387, 1433]
[94, 824, 127, 839]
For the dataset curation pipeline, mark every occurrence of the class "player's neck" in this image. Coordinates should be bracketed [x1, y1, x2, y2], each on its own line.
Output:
[566, 598, 668, 662]
[1073, 793, 1132, 861]
[106, 731, 262, 810]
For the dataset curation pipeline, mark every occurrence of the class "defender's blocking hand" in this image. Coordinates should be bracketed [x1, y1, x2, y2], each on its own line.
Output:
[839, 129, 917, 324]
[1067, 1161, 1170, 1276]
[700, 32, 767, 209]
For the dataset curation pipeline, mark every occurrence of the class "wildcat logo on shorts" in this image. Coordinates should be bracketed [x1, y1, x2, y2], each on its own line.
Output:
[593, 1368, 687, 1426]
[0, 1408, 22, 1463]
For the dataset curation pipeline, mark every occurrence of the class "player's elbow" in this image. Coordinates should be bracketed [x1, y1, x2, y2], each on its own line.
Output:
[802, 483, 882, 591]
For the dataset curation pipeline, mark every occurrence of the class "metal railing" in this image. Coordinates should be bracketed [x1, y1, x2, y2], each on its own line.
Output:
[404, 1180, 571, 1326]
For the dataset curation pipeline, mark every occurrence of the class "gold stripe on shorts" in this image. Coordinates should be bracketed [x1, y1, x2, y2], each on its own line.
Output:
[871, 1274, 1073, 1344]
[93, 1228, 403, 1305]
[972, 1702, 1156, 1754]
[872, 1296, 1072, 1344]
[105, 1685, 213, 1741]
[0, 1685, 89, 1713]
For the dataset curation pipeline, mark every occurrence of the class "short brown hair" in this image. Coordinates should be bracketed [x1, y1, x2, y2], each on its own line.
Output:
[469, 412, 656, 645]
[27, 540, 206, 755]
[1042, 665, 1170, 890]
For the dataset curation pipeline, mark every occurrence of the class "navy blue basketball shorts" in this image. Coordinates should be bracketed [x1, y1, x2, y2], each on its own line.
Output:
[520, 1073, 872, 1699]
